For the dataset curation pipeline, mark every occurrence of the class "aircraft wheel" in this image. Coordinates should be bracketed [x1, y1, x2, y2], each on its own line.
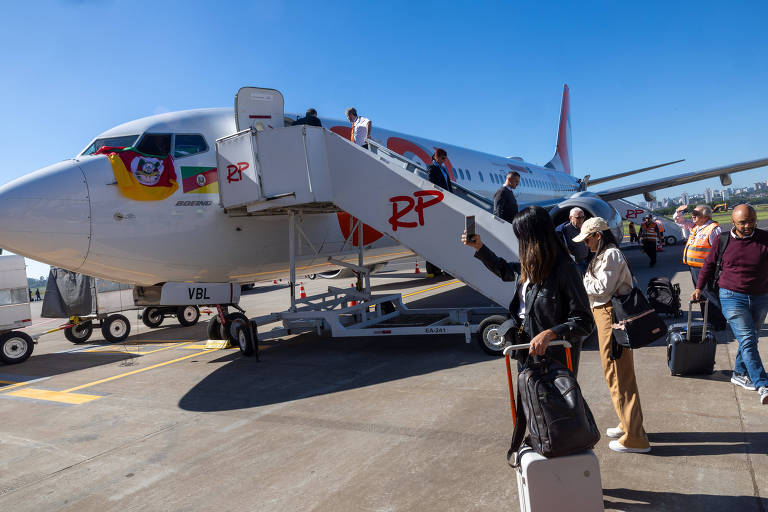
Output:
[223, 312, 249, 345]
[477, 315, 508, 356]
[176, 306, 200, 327]
[141, 307, 164, 328]
[64, 321, 94, 343]
[207, 316, 224, 340]
[235, 324, 257, 356]
[0, 331, 34, 364]
[665, 235, 678, 246]
[307, 274, 317, 280]
[101, 314, 130, 343]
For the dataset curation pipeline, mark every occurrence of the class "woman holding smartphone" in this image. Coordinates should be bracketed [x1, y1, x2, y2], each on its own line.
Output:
[461, 206, 593, 374]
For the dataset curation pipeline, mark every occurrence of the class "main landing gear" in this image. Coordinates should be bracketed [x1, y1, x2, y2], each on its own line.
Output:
[141, 306, 201, 329]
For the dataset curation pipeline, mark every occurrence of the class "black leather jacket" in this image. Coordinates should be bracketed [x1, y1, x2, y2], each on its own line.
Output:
[475, 245, 594, 371]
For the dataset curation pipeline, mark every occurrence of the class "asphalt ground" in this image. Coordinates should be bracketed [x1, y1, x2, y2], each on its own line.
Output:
[0, 246, 766, 511]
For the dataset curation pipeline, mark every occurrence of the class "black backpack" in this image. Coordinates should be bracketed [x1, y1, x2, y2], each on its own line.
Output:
[646, 277, 681, 316]
[507, 356, 600, 464]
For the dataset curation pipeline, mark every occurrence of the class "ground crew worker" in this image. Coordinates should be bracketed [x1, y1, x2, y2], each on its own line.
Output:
[654, 217, 665, 250]
[639, 215, 659, 267]
[674, 204, 727, 330]
[628, 221, 638, 243]
[345, 107, 372, 148]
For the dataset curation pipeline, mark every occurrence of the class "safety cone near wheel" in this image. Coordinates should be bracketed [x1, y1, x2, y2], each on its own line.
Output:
[299, 282, 307, 299]
[348, 284, 357, 307]
[414, 261, 421, 274]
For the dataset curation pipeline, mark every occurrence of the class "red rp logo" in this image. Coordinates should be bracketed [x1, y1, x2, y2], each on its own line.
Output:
[227, 162, 249, 183]
[388, 190, 444, 231]
[625, 208, 644, 219]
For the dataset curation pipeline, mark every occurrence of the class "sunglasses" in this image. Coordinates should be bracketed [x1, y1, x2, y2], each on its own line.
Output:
[691, 211, 702, 217]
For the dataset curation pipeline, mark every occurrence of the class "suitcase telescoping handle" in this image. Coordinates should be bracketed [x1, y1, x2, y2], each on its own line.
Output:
[687, 299, 709, 342]
[502, 341, 573, 425]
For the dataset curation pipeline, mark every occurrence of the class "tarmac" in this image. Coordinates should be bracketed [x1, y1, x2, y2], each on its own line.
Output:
[0, 240, 766, 511]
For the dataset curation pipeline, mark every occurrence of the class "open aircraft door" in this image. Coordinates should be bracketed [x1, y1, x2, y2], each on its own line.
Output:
[235, 87, 284, 131]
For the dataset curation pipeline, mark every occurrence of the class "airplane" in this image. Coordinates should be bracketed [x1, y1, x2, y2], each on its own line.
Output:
[0, 85, 766, 294]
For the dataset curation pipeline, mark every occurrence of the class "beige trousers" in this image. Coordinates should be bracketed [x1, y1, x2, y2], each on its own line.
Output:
[593, 304, 650, 449]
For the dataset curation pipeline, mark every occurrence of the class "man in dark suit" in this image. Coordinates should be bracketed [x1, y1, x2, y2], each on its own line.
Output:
[425, 148, 452, 276]
[292, 108, 322, 127]
[493, 171, 520, 223]
[426, 148, 452, 193]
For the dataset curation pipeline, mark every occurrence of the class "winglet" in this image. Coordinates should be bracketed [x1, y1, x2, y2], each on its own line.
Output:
[545, 84, 572, 175]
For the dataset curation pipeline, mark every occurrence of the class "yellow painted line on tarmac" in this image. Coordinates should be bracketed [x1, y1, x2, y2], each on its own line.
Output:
[84, 341, 195, 356]
[5, 388, 101, 405]
[402, 279, 462, 299]
[0, 380, 19, 384]
[60, 349, 218, 393]
[0, 381, 35, 391]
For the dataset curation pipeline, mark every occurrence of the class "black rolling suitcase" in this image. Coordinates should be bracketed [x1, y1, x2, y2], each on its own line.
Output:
[667, 300, 716, 375]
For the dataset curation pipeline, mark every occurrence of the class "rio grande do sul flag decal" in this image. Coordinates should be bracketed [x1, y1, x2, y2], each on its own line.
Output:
[97, 146, 179, 201]
[180, 166, 218, 194]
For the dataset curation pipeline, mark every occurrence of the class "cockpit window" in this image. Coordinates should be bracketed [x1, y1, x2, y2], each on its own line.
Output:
[82, 135, 139, 155]
[173, 134, 208, 158]
[135, 133, 171, 157]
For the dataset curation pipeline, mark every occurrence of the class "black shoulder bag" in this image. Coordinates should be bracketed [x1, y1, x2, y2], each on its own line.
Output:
[610, 252, 668, 349]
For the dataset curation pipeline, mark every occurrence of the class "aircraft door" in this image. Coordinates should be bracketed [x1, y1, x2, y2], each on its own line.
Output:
[235, 87, 284, 132]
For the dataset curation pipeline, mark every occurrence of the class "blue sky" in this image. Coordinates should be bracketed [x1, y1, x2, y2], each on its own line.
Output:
[2, 1, 767, 278]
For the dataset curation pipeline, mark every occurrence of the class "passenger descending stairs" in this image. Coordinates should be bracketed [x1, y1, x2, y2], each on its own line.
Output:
[217, 125, 518, 308]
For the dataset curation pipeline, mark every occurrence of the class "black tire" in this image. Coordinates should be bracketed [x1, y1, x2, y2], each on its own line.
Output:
[176, 306, 200, 327]
[141, 307, 164, 328]
[381, 300, 396, 315]
[64, 321, 94, 344]
[477, 315, 509, 356]
[223, 312, 249, 345]
[0, 331, 34, 364]
[207, 316, 224, 340]
[101, 314, 130, 343]
[235, 324, 257, 356]
[665, 235, 677, 246]
[307, 274, 317, 280]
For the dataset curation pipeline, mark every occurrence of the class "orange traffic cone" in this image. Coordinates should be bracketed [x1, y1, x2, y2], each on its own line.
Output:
[414, 261, 421, 274]
[299, 283, 307, 299]
[348, 283, 357, 306]
[273, 279, 277, 284]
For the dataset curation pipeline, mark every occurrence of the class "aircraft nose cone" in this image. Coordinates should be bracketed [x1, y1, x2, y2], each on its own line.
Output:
[0, 160, 91, 270]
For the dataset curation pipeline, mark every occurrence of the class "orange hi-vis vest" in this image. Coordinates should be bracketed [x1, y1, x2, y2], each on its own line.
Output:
[640, 221, 658, 242]
[683, 221, 719, 268]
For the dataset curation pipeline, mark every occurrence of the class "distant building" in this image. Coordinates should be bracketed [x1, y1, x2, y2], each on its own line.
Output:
[681, 192, 689, 205]
[705, 187, 712, 203]
[722, 189, 730, 201]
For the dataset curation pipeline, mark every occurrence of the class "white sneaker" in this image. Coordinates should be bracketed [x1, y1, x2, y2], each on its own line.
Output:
[609, 440, 651, 453]
[606, 427, 625, 439]
[731, 373, 757, 391]
[759, 386, 768, 405]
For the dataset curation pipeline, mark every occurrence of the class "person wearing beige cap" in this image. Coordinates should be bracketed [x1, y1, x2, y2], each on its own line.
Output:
[576, 217, 651, 454]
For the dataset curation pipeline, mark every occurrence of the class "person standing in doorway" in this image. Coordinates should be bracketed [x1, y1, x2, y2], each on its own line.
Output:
[674, 204, 727, 330]
[555, 207, 590, 275]
[345, 107, 372, 148]
[493, 171, 520, 223]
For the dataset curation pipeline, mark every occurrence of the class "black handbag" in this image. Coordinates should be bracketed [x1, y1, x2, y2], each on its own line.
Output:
[611, 286, 668, 349]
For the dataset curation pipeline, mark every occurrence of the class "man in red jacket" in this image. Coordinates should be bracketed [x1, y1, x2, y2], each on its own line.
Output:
[693, 204, 768, 405]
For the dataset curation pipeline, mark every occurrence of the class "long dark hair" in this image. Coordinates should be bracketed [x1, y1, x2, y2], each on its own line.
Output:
[512, 206, 565, 284]
[586, 229, 619, 277]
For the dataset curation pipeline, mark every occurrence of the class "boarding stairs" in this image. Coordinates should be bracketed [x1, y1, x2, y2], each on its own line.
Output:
[215, 88, 517, 350]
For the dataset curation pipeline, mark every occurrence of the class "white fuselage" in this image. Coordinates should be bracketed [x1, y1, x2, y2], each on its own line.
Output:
[0, 109, 581, 285]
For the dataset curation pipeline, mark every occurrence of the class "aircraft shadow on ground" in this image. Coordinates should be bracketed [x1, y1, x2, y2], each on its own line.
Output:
[603, 487, 767, 511]
[178, 331, 494, 412]
[647, 431, 768, 457]
[0, 351, 139, 378]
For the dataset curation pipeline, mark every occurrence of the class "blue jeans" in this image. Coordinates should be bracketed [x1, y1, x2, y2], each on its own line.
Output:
[719, 288, 768, 389]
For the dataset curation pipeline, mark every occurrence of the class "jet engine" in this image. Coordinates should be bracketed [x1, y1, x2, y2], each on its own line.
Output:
[548, 192, 624, 242]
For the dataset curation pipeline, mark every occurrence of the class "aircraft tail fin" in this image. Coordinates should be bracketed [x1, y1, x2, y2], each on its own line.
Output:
[544, 84, 572, 175]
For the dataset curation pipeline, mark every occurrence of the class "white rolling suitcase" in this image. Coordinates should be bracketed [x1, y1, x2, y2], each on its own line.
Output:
[503, 342, 604, 512]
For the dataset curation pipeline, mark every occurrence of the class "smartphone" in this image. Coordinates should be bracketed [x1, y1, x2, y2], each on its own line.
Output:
[465, 215, 476, 242]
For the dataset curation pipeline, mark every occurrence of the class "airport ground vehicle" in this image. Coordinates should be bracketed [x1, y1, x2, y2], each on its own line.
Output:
[713, 203, 728, 213]
[0, 255, 34, 364]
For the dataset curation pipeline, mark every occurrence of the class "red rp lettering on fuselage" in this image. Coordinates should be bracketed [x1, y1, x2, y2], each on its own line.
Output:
[388, 190, 444, 231]
[625, 208, 645, 219]
[227, 162, 249, 183]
